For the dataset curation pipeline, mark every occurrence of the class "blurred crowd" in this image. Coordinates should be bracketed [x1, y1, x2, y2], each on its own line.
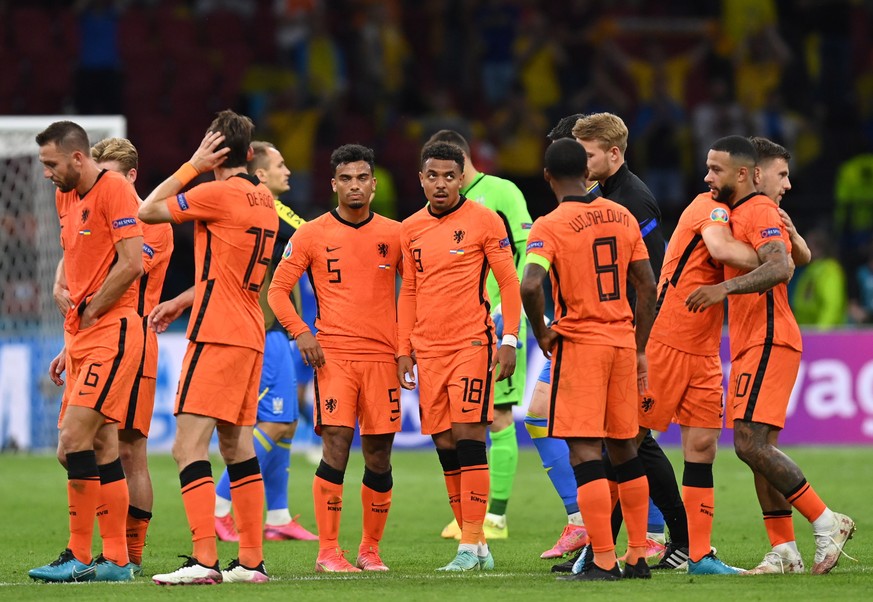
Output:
[2, 0, 873, 325]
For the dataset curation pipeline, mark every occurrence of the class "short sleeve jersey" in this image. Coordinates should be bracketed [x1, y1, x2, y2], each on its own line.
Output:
[57, 169, 143, 334]
[138, 221, 173, 377]
[525, 193, 649, 348]
[166, 173, 279, 352]
[650, 193, 731, 355]
[270, 210, 401, 361]
[462, 173, 532, 309]
[725, 193, 802, 359]
[399, 197, 520, 358]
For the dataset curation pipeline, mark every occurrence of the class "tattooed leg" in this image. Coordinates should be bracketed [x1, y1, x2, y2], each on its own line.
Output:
[734, 420, 804, 494]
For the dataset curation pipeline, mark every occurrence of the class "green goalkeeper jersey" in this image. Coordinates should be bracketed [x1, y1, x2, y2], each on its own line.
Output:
[461, 173, 532, 313]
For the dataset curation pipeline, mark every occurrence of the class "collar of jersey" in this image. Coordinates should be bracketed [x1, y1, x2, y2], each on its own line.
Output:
[461, 173, 486, 197]
[561, 190, 600, 205]
[428, 194, 467, 219]
[601, 163, 629, 196]
[330, 208, 374, 229]
[78, 169, 108, 200]
[730, 191, 764, 210]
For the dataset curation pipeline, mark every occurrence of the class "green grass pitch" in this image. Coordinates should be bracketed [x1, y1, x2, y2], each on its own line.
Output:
[1, 447, 870, 601]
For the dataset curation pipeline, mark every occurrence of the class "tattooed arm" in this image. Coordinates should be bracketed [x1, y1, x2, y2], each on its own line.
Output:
[685, 240, 792, 312]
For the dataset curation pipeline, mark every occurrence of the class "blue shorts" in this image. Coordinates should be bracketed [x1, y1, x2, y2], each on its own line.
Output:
[289, 339, 314, 387]
[257, 330, 299, 424]
[537, 359, 551, 384]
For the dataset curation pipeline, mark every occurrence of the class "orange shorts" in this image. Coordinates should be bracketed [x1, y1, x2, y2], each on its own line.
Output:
[122, 376, 155, 437]
[313, 359, 401, 436]
[417, 346, 495, 435]
[642, 339, 724, 432]
[175, 342, 262, 426]
[59, 311, 144, 426]
[728, 345, 800, 429]
[549, 340, 637, 440]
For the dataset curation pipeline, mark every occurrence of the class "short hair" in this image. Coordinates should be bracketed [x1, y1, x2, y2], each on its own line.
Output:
[710, 135, 758, 167]
[35, 121, 90, 153]
[248, 140, 277, 173]
[425, 129, 471, 157]
[207, 109, 254, 168]
[91, 137, 138, 174]
[749, 136, 791, 164]
[571, 112, 628, 153]
[420, 141, 465, 171]
[544, 138, 589, 179]
[329, 144, 375, 174]
[547, 113, 585, 142]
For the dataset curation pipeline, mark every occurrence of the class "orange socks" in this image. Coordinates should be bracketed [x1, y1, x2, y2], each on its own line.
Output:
[456, 440, 489, 546]
[614, 457, 649, 562]
[437, 448, 463, 527]
[360, 468, 393, 549]
[574, 460, 616, 570]
[785, 479, 827, 523]
[763, 510, 795, 546]
[228, 457, 264, 567]
[97, 459, 130, 566]
[126, 506, 152, 565]
[683, 461, 715, 562]
[314, 461, 345, 551]
[66, 450, 101, 564]
[179, 460, 218, 567]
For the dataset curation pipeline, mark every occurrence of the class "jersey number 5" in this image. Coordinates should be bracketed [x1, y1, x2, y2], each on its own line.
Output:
[593, 237, 621, 302]
[243, 227, 276, 292]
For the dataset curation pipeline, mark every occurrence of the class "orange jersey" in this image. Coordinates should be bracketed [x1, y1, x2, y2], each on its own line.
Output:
[398, 197, 521, 358]
[166, 173, 279, 351]
[525, 194, 648, 348]
[137, 221, 173, 377]
[57, 169, 143, 334]
[650, 193, 731, 355]
[269, 210, 402, 361]
[725, 193, 802, 359]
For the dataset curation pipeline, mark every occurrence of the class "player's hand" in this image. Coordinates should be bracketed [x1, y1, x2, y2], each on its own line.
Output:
[778, 208, 797, 238]
[79, 305, 98, 330]
[397, 355, 416, 390]
[535, 328, 559, 359]
[189, 130, 230, 173]
[636, 351, 649, 395]
[49, 348, 66, 386]
[149, 298, 185, 333]
[295, 331, 325, 368]
[53, 283, 74, 316]
[685, 283, 727, 313]
[492, 343, 516, 382]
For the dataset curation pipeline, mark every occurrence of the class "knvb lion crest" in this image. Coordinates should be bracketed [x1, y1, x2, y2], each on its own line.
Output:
[325, 397, 338, 414]
[453, 229, 465, 244]
[377, 242, 389, 257]
[81, 208, 90, 223]
[641, 395, 655, 413]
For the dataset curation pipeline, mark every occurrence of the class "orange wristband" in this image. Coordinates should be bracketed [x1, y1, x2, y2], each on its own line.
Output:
[173, 162, 200, 185]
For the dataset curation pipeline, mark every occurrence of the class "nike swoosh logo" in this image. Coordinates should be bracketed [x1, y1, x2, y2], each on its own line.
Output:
[326, 500, 341, 506]
[78, 391, 94, 396]
[410, 237, 420, 243]
[389, 416, 399, 422]
[326, 246, 341, 252]
[371, 502, 391, 507]
[461, 407, 477, 413]
[71, 564, 96, 581]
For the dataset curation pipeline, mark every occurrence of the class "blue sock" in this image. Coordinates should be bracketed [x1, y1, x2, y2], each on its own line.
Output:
[647, 497, 665, 534]
[263, 436, 292, 512]
[524, 414, 579, 515]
